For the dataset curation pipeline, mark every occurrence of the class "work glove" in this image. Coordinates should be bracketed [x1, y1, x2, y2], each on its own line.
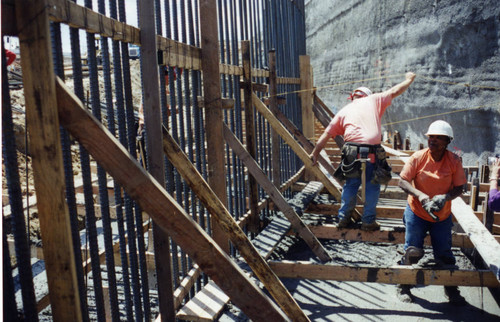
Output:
[418, 193, 430, 205]
[422, 199, 440, 214]
[421, 198, 440, 221]
[431, 194, 448, 212]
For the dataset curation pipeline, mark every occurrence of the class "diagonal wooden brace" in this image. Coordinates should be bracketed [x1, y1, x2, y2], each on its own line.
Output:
[161, 125, 310, 321]
[55, 77, 291, 322]
[222, 123, 332, 262]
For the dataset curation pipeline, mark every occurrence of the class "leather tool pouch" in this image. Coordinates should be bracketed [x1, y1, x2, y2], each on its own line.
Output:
[371, 146, 392, 185]
[334, 144, 362, 181]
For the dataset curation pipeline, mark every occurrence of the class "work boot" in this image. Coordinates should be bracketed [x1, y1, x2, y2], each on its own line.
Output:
[402, 246, 424, 265]
[396, 284, 413, 303]
[444, 286, 466, 306]
[360, 221, 380, 231]
[337, 214, 352, 228]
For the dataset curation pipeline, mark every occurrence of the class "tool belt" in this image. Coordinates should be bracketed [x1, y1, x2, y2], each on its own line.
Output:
[334, 142, 392, 184]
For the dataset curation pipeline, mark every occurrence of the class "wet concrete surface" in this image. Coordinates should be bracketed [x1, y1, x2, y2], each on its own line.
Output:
[220, 234, 500, 321]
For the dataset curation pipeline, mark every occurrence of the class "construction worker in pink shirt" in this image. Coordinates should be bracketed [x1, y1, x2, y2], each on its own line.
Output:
[311, 72, 416, 231]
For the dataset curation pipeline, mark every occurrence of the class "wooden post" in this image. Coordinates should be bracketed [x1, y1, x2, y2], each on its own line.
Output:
[300, 56, 314, 181]
[404, 138, 410, 150]
[481, 164, 488, 183]
[241, 40, 259, 233]
[269, 50, 281, 188]
[55, 79, 290, 321]
[470, 183, 477, 209]
[138, 1, 175, 320]
[16, 1, 83, 320]
[472, 177, 480, 211]
[199, 0, 229, 252]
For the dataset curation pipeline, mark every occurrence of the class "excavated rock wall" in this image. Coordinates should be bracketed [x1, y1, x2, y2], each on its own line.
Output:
[305, 0, 500, 165]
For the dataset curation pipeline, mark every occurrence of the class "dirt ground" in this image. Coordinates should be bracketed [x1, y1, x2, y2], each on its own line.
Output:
[3, 59, 143, 243]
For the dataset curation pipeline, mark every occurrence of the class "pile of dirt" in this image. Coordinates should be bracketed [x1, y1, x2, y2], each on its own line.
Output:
[3, 58, 143, 247]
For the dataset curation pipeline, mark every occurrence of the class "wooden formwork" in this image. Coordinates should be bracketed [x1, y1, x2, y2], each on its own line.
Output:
[4, 1, 499, 321]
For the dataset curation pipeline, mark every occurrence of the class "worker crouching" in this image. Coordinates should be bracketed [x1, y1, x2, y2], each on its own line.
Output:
[397, 120, 467, 305]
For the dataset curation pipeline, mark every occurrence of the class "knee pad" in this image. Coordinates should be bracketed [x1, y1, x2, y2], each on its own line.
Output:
[401, 246, 424, 265]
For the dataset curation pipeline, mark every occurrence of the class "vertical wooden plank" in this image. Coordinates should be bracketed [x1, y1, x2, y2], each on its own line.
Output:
[404, 138, 410, 150]
[241, 40, 260, 233]
[15, 1, 83, 320]
[470, 184, 477, 209]
[269, 50, 281, 187]
[300, 56, 314, 181]
[138, 1, 175, 320]
[299, 55, 314, 140]
[472, 177, 480, 211]
[199, 0, 229, 252]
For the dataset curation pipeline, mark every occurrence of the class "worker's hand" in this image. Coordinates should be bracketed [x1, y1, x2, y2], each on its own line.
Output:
[422, 200, 441, 217]
[491, 158, 500, 179]
[431, 194, 448, 212]
[310, 153, 318, 166]
[417, 193, 430, 205]
[405, 72, 416, 82]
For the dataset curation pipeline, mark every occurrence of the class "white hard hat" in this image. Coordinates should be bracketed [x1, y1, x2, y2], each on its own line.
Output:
[352, 87, 372, 97]
[425, 120, 454, 140]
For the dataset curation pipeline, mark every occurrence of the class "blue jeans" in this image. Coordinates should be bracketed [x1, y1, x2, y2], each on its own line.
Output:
[338, 162, 380, 224]
[403, 205, 455, 263]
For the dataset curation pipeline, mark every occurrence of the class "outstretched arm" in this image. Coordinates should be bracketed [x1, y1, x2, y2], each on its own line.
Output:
[388, 72, 416, 99]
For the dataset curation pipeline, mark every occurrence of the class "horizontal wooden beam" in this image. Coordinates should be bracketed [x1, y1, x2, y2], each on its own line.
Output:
[305, 203, 499, 225]
[219, 63, 242, 76]
[48, 0, 140, 43]
[239, 81, 269, 92]
[306, 224, 500, 247]
[277, 77, 300, 85]
[306, 204, 405, 218]
[268, 260, 500, 287]
[263, 97, 287, 106]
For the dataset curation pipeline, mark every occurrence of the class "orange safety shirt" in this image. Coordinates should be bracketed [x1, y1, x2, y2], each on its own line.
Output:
[400, 148, 466, 222]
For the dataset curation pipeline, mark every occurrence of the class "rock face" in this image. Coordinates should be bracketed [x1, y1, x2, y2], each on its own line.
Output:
[305, 0, 500, 164]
